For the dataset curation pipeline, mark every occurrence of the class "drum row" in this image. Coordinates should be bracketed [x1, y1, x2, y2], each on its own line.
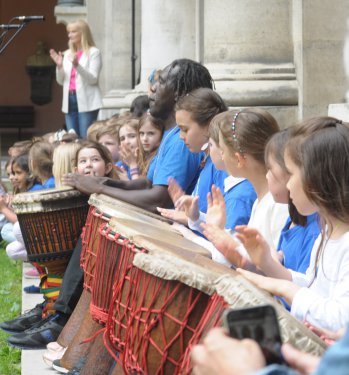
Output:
[13, 188, 327, 374]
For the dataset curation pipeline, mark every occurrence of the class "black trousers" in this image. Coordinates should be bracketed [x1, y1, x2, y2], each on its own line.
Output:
[53, 238, 84, 315]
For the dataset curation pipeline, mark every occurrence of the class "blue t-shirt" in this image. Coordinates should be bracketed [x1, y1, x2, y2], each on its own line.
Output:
[28, 176, 56, 192]
[192, 156, 228, 213]
[148, 127, 203, 194]
[277, 213, 320, 273]
[146, 154, 158, 180]
[224, 179, 256, 230]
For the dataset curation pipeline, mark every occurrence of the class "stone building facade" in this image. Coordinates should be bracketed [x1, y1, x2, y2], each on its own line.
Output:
[55, 0, 349, 127]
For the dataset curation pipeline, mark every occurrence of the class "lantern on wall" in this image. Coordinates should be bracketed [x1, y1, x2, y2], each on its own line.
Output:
[26, 41, 55, 105]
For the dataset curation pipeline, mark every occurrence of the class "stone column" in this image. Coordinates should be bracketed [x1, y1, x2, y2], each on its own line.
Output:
[203, 0, 297, 127]
[99, 0, 197, 117]
[138, 0, 196, 89]
[294, 0, 349, 120]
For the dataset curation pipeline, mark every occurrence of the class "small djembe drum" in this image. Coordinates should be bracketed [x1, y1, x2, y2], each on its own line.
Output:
[12, 187, 89, 311]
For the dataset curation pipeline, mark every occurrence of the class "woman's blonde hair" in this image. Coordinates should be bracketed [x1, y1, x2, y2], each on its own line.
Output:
[67, 19, 96, 53]
[53, 142, 81, 188]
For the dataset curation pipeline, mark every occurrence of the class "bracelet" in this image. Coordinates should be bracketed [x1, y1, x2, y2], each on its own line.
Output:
[130, 167, 139, 173]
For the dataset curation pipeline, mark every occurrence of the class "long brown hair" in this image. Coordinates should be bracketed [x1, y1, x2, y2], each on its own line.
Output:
[137, 113, 164, 176]
[286, 116, 349, 281]
[28, 141, 54, 183]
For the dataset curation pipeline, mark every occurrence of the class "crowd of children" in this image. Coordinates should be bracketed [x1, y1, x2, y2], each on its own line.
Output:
[1, 57, 349, 375]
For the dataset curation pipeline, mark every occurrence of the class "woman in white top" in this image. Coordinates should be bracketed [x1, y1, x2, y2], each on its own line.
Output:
[50, 19, 103, 138]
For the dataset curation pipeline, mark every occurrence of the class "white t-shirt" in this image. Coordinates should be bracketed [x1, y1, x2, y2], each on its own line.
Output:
[247, 192, 289, 250]
[290, 231, 349, 331]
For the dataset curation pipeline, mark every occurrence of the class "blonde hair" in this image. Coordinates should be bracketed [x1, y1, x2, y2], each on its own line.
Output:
[53, 142, 81, 188]
[67, 19, 96, 53]
[87, 120, 107, 142]
[96, 123, 120, 143]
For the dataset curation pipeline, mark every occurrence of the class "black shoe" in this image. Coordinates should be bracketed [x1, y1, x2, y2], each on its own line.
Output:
[7, 313, 64, 350]
[0, 303, 44, 334]
[67, 356, 86, 375]
[53, 356, 86, 374]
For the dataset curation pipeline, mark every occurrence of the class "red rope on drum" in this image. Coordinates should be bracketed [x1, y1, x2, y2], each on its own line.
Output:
[80, 206, 93, 269]
[80, 206, 95, 270]
[90, 227, 132, 324]
[104, 243, 209, 375]
[82, 219, 106, 292]
[104, 239, 140, 362]
[179, 293, 228, 374]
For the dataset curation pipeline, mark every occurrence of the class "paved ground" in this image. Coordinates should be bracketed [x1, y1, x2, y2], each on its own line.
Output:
[21, 262, 58, 375]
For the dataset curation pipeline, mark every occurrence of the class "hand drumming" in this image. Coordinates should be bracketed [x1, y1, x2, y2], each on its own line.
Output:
[61, 173, 107, 195]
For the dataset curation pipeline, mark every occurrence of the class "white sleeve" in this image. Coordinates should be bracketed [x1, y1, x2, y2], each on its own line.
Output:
[188, 211, 206, 233]
[56, 66, 65, 86]
[291, 260, 349, 331]
[76, 48, 102, 85]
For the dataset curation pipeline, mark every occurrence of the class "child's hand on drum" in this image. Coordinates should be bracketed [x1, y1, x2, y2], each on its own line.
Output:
[235, 226, 272, 269]
[175, 195, 199, 221]
[304, 321, 345, 345]
[206, 186, 226, 230]
[156, 207, 188, 225]
[62, 173, 108, 195]
[237, 268, 300, 305]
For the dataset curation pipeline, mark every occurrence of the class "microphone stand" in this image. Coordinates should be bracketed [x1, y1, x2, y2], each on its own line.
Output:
[0, 22, 26, 55]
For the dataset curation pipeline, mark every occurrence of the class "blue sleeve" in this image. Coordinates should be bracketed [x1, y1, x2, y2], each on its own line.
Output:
[152, 129, 202, 193]
[252, 365, 298, 375]
[146, 154, 158, 182]
[28, 183, 44, 192]
[44, 177, 56, 189]
[224, 181, 256, 230]
[225, 197, 254, 229]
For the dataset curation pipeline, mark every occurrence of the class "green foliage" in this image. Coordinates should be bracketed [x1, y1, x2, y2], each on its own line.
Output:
[0, 242, 22, 375]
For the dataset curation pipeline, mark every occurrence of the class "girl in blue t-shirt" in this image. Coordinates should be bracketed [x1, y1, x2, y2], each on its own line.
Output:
[158, 88, 256, 233]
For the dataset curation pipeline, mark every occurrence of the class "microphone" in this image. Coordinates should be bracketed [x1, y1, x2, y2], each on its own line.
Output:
[15, 16, 45, 22]
[0, 24, 21, 29]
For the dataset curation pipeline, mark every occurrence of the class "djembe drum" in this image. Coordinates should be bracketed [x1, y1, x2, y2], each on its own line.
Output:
[81, 194, 175, 292]
[59, 194, 183, 372]
[101, 233, 327, 374]
[12, 187, 89, 312]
